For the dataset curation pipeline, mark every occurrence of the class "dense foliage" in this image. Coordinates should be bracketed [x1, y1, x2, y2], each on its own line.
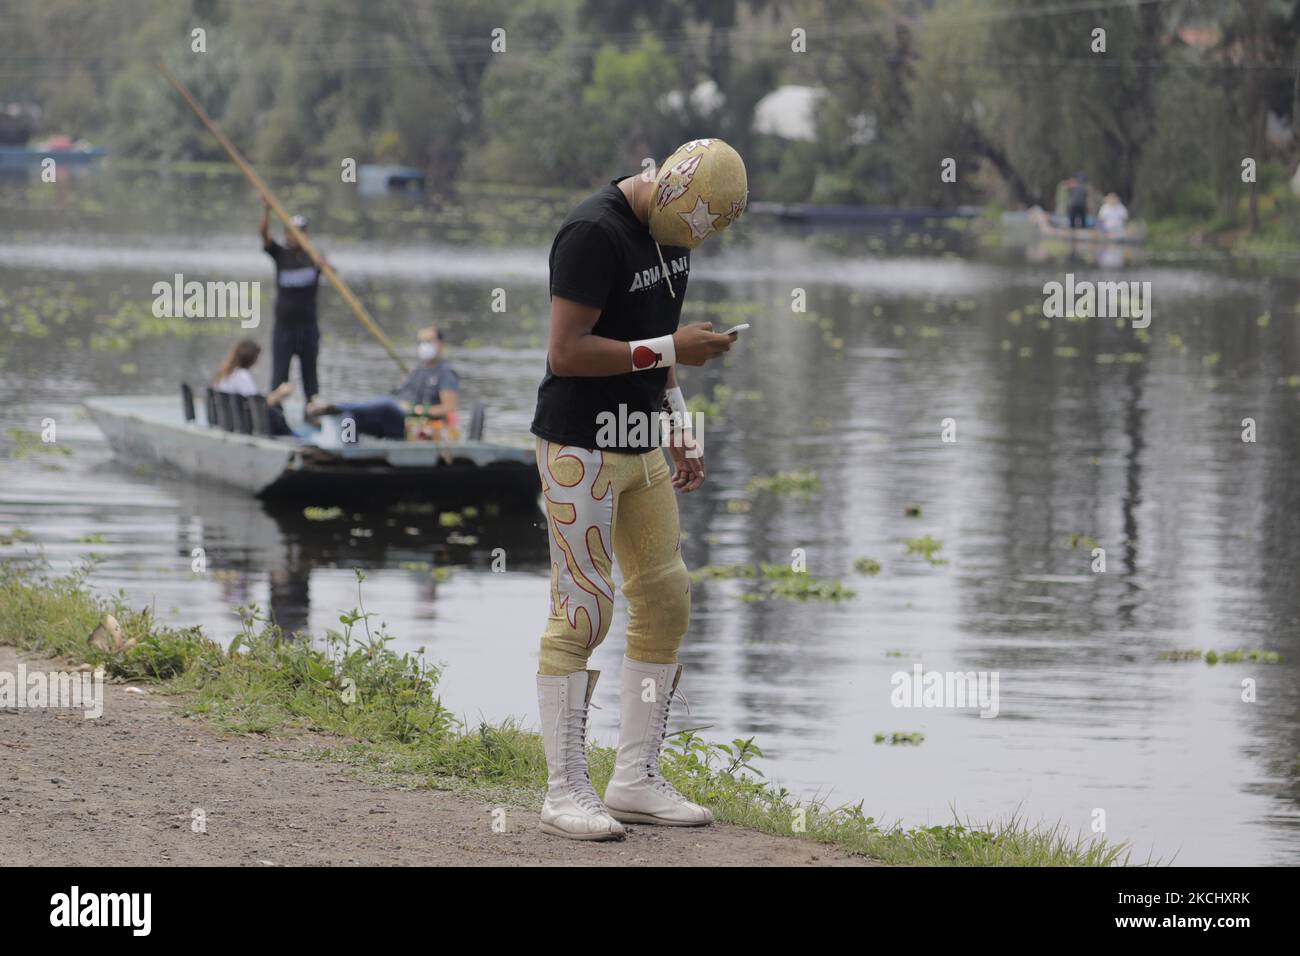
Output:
[4, 0, 1300, 222]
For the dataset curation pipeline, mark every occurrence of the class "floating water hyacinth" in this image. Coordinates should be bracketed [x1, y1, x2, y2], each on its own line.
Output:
[1159, 649, 1281, 664]
[744, 576, 855, 603]
[746, 470, 822, 498]
[1065, 533, 1099, 551]
[692, 563, 854, 602]
[303, 506, 343, 521]
[903, 535, 947, 566]
[690, 564, 757, 581]
[874, 732, 925, 746]
[854, 558, 882, 575]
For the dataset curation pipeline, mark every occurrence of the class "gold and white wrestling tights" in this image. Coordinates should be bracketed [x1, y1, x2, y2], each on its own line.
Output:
[535, 438, 691, 676]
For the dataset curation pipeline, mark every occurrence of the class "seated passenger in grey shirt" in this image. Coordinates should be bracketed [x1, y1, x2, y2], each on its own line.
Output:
[309, 326, 460, 439]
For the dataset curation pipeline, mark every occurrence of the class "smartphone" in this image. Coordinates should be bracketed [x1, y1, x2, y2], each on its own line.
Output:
[721, 323, 750, 336]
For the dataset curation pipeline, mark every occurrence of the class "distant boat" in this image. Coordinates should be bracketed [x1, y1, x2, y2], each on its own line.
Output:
[0, 135, 106, 171]
[747, 201, 983, 225]
[85, 394, 539, 506]
[358, 164, 426, 195]
[1002, 208, 1146, 245]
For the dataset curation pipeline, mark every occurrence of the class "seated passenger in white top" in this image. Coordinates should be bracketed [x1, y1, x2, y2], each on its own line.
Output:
[212, 338, 292, 434]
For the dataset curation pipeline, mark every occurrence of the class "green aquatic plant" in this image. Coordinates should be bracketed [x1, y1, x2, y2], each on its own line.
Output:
[874, 732, 925, 746]
[1206, 649, 1280, 665]
[5, 429, 72, 460]
[690, 564, 757, 581]
[854, 557, 882, 575]
[1158, 649, 1280, 664]
[752, 572, 855, 603]
[1065, 533, 1099, 551]
[303, 506, 344, 521]
[746, 470, 822, 498]
[903, 535, 947, 566]
[694, 563, 855, 602]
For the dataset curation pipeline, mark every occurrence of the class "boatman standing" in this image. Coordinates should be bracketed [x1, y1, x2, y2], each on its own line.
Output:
[259, 196, 323, 403]
[530, 138, 748, 840]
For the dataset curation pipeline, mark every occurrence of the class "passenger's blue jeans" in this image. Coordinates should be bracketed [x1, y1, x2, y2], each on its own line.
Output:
[334, 398, 406, 439]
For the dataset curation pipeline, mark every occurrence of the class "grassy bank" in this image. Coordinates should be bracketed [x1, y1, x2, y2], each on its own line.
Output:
[0, 557, 1135, 866]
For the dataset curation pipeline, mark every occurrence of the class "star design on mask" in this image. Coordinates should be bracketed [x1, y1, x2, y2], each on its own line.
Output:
[725, 190, 748, 222]
[678, 196, 720, 241]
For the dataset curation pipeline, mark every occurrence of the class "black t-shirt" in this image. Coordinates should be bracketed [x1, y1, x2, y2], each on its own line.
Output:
[531, 177, 690, 451]
[265, 240, 321, 324]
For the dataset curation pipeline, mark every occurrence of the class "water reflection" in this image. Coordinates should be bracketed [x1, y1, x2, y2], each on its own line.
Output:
[159, 479, 548, 638]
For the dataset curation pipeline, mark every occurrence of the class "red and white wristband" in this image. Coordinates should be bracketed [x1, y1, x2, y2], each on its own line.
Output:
[629, 334, 676, 371]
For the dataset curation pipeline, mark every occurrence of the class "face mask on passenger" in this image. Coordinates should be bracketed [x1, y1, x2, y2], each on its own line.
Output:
[417, 340, 439, 362]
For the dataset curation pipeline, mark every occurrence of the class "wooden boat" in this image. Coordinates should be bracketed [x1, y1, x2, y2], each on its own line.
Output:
[358, 164, 425, 195]
[1001, 209, 1147, 246]
[0, 137, 106, 171]
[85, 394, 540, 506]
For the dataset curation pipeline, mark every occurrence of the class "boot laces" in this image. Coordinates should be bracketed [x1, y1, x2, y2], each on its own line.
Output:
[642, 687, 689, 801]
[563, 705, 604, 813]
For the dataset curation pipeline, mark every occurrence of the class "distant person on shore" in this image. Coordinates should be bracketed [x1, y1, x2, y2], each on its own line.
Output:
[1067, 172, 1090, 229]
[212, 338, 293, 435]
[259, 196, 323, 402]
[1096, 193, 1129, 237]
[307, 325, 460, 440]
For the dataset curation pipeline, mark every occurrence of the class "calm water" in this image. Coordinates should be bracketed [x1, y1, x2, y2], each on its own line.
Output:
[2, 167, 1298, 865]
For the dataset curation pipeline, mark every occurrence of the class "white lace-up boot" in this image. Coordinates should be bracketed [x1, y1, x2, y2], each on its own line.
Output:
[604, 657, 714, 826]
[536, 670, 626, 841]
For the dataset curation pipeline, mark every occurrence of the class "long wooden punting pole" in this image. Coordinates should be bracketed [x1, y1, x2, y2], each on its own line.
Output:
[158, 62, 408, 374]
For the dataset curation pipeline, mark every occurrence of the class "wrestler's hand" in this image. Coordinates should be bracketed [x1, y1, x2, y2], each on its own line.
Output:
[667, 434, 705, 493]
[672, 323, 734, 366]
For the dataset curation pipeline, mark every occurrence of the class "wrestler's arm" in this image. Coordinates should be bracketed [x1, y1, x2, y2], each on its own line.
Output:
[663, 368, 705, 492]
[547, 296, 734, 377]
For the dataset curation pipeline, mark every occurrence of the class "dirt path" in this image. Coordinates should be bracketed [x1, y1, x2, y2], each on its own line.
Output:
[0, 645, 871, 866]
